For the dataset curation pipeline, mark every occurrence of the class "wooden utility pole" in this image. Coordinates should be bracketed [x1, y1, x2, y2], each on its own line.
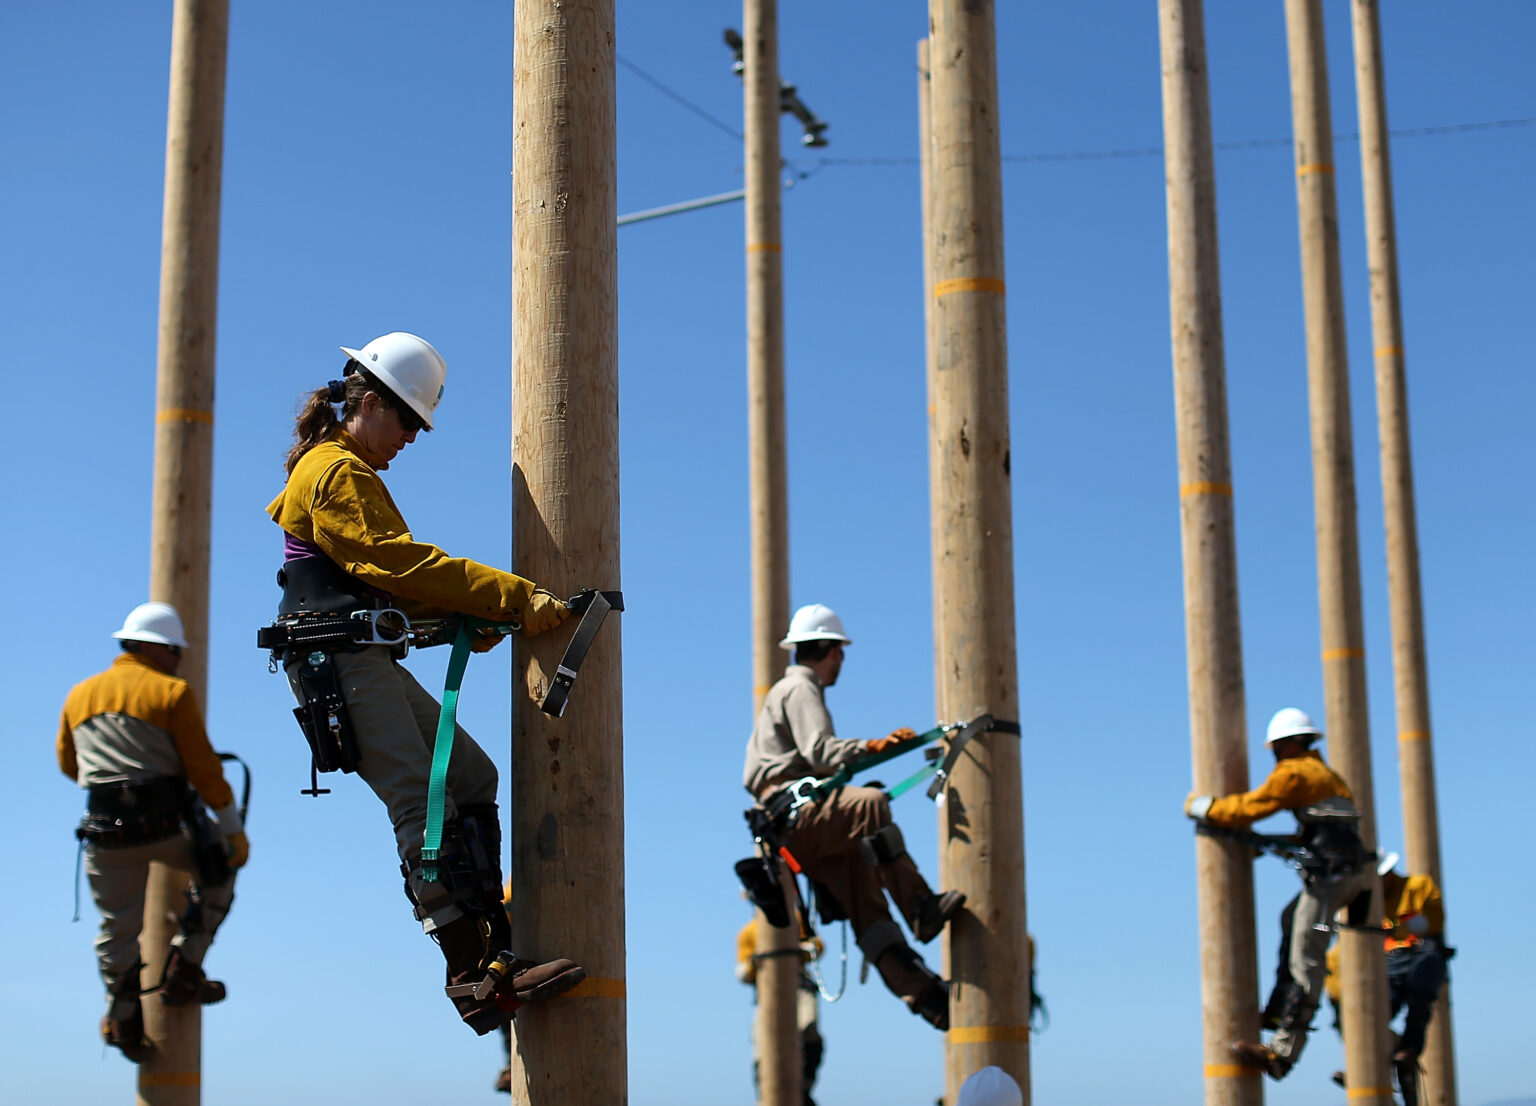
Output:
[1282, 2, 1392, 1101]
[742, 1, 800, 1104]
[507, 1, 625, 1102]
[142, 2, 228, 1101]
[925, 2, 1028, 1100]
[1156, 4, 1264, 1103]
[1349, 4, 1457, 1102]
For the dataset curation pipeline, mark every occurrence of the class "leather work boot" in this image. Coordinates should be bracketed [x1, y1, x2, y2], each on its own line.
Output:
[1230, 1040, 1290, 1080]
[906, 978, 950, 1031]
[438, 913, 586, 1034]
[914, 890, 966, 944]
[101, 975, 152, 1063]
[159, 948, 227, 1007]
[494, 1066, 512, 1093]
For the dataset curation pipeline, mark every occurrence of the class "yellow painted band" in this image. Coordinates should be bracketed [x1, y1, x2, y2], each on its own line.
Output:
[754, 684, 773, 696]
[1322, 647, 1365, 661]
[565, 975, 626, 1000]
[934, 277, 1006, 298]
[139, 1072, 201, 1087]
[1297, 163, 1335, 176]
[747, 242, 782, 254]
[157, 407, 214, 425]
[1180, 481, 1232, 497]
[1399, 730, 1431, 743]
[1205, 1064, 1259, 1078]
[1374, 345, 1404, 359]
[946, 1025, 1030, 1043]
[1347, 1088, 1395, 1099]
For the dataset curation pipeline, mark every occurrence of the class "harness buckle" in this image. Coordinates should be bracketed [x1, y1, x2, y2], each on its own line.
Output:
[348, 608, 412, 647]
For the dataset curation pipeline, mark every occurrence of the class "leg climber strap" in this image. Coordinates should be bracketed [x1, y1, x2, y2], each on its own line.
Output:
[858, 824, 908, 867]
[422, 622, 478, 881]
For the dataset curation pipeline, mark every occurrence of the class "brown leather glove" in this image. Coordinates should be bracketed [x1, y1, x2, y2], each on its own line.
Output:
[864, 727, 918, 755]
[225, 831, 250, 870]
[520, 589, 570, 637]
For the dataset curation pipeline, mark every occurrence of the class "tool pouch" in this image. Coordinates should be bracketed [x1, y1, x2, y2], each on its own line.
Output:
[736, 856, 791, 928]
[184, 792, 232, 888]
[290, 650, 360, 774]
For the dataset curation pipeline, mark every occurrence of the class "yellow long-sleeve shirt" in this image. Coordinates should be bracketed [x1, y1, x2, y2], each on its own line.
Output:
[1325, 873, 1444, 999]
[58, 653, 233, 809]
[268, 430, 536, 621]
[1205, 749, 1351, 828]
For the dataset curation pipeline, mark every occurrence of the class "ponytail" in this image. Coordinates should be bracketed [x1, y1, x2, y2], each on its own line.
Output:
[284, 363, 408, 474]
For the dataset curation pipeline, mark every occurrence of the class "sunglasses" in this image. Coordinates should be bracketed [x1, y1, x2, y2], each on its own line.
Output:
[395, 403, 426, 435]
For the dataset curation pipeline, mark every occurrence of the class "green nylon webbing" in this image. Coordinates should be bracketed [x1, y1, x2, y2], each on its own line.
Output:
[804, 724, 948, 807]
[420, 617, 515, 881]
[886, 761, 939, 800]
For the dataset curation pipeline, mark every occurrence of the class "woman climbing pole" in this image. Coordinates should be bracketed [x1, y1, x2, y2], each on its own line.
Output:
[264, 331, 584, 1033]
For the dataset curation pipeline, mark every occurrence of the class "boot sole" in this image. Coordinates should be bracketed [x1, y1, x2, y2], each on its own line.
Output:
[513, 964, 587, 1005]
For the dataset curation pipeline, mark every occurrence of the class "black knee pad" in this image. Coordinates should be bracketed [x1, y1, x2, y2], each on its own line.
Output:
[859, 824, 907, 868]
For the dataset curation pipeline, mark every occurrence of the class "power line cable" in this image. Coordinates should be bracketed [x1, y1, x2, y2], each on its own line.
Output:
[617, 54, 741, 141]
[815, 115, 1536, 168]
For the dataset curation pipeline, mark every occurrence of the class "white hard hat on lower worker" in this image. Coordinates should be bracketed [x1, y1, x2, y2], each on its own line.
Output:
[778, 603, 852, 650]
[1265, 706, 1323, 747]
[340, 332, 447, 430]
[112, 602, 189, 648]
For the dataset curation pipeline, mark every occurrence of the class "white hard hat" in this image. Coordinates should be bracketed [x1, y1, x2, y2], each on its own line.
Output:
[1265, 707, 1323, 747]
[339, 332, 447, 430]
[778, 603, 852, 650]
[957, 1066, 1023, 1106]
[112, 602, 189, 648]
[1377, 851, 1401, 877]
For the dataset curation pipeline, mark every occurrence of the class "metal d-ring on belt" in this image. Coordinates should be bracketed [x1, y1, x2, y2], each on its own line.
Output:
[420, 588, 623, 881]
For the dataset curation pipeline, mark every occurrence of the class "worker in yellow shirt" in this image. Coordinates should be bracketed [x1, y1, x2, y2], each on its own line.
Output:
[59, 603, 249, 1061]
[737, 918, 824, 1106]
[1185, 707, 1374, 1080]
[1322, 854, 1449, 1105]
[263, 333, 581, 1035]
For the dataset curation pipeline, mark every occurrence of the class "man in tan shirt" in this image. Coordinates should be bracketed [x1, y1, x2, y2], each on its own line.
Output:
[744, 603, 962, 1030]
[59, 603, 249, 1061]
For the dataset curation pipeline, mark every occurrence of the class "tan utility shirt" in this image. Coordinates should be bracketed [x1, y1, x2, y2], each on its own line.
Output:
[267, 429, 536, 621]
[742, 665, 865, 798]
[1204, 749, 1351, 828]
[57, 653, 234, 809]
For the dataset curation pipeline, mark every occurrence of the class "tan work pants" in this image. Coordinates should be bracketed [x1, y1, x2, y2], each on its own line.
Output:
[289, 645, 498, 863]
[785, 786, 933, 1000]
[85, 832, 235, 986]
[1271, 863, 1375, 1062]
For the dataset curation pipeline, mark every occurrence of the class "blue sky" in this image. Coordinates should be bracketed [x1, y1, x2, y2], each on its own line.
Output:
[3, 2, 1532, 1104]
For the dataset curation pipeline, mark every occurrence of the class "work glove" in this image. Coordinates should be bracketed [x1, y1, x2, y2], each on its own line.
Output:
[470, 628, 506, 654]
[519, 588, 571, 637]
[225, 831, 250, 870]
[864, 727, 918, 755]
[1184, 793, 1214, 821]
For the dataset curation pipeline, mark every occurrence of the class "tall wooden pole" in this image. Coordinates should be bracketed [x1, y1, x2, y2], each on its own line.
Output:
[142, 2, 228, 1101]
[926, 2, 1028, 1100]
[1156, 4, 1264, 1103]
[507, 1, 625, 1102]
[742, 1, 800, 1103]
[1282, 2, 1392, 1101]
[1349, 4, 1457, 1102]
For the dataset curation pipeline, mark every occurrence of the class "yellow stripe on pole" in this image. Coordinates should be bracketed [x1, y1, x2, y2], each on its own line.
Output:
[565, 975, 626, 1000]
[1297, 163, 1335, 176]
[933, 277, 1005, 298]
[1347, 1088, 1395, 1099]
[747, 242, 782, 254]
[1180, 481, 1232, 498]
[1373, 345, 1404, 359]
[157, 407, 214, 425]
[946, 1025, 1030, 1043]
[1398, 730, 1431, 743]
[1204, 1064, 1260, 1078]
[1322, 647, 1365, 661]
[139, 1072, 201, 1087]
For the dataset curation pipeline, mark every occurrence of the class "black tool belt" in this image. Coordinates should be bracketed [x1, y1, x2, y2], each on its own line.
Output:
[77, 777, 187, 848]
[1296, 823, 1369, 881]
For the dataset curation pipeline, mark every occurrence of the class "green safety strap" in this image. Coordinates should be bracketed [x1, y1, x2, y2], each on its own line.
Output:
[420, 617, 516, 881]
[886, 760, 939, 801]
[804, 724, 947, 807]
